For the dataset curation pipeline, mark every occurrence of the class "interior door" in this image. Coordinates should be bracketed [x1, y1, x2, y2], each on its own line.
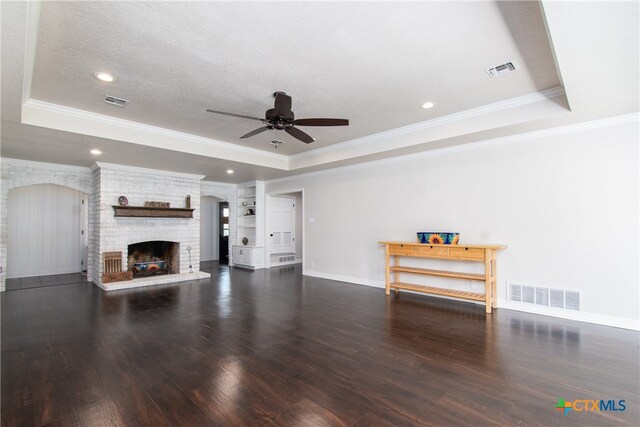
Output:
[268, 195, 295, 255]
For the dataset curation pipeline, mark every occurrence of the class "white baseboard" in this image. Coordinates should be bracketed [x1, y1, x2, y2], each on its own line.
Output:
[498, 299, 639, 331]
[303, 270, 385, 288]
[302, 270, 639, 331]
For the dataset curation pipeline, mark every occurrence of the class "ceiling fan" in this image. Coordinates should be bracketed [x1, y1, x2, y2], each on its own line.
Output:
[206, 92, 349, 144]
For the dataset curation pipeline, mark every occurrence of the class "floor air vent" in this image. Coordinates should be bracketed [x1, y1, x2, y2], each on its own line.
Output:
[509, 283, 580, 311]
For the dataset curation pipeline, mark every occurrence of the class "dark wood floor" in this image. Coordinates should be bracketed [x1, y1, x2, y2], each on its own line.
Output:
[2, 264, 638, 426]
[5, 272, 86, 291]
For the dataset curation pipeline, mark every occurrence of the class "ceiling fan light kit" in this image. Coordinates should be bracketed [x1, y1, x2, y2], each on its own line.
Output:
[207, 91, 349, 144]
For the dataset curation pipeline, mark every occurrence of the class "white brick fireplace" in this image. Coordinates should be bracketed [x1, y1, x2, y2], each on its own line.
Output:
[90, 162, 209, 290]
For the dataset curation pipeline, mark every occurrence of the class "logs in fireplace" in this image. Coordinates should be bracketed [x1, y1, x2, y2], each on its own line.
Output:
[127, 241, 179, 277]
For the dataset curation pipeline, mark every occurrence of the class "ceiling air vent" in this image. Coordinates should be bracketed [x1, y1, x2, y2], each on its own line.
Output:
[104, 95, 129, 107]
[486, 61, 516, 78]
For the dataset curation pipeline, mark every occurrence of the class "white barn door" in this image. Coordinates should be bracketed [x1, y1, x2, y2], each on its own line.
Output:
[267, 195, 295, 255]
[7, 184, 86, 278]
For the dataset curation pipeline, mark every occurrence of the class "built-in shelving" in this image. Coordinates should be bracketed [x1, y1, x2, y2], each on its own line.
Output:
[234, 181, 265, 269]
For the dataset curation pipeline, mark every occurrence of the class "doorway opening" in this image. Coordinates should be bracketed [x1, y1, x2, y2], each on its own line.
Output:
[265, 190, 303, 268]
[219, 201, 230, 264]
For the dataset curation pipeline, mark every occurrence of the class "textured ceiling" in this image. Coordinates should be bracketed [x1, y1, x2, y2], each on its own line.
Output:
[29, 1, 558, 155]
[1, 1, 638, 183]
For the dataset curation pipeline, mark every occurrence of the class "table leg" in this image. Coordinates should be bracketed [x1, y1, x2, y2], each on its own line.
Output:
[385, 245, 390, 295]
[485, 251, 492, 313]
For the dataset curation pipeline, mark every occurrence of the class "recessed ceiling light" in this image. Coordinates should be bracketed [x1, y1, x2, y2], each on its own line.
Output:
[94, 72, 115, 82]
[421, 102, 435, 109]
[226, 169, 234, 174]
[90, 149, 102, 155]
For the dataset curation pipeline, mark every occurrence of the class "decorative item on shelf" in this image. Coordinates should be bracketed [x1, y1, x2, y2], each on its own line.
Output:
[417, 232, 460, 245]
[252, 201, 256, 206]
[186, 195, 191, 209]
[242, 237, 249, 245]
[245, 208, 255, 216]
[144, 201, 171, 208]
[242, 201, 248, 206]
[118, 196, 128, 206]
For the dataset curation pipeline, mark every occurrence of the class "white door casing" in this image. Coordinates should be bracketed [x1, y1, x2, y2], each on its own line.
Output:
[267, 195, 295, 255]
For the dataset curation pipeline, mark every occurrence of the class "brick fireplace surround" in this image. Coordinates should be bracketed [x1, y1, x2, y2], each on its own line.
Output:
[90, 162, 210, 290]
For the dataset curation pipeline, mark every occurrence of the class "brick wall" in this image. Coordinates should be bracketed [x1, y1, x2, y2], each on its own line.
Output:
[91, 162, 205, 285]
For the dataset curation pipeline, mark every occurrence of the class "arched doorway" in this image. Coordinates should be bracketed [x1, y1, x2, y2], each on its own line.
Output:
[7, 184, 88, 279]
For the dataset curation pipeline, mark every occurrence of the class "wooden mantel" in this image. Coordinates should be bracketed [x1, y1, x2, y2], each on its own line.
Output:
[112, 205, 194, 218]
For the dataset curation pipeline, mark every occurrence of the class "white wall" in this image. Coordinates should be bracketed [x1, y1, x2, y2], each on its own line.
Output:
[266, 118, 639, 330]
[200, 196, 220, 261]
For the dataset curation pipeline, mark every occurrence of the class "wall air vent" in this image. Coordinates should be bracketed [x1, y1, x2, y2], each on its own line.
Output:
[278, 255, 295, 263]
[509, 283, 581, 311]
[104, 95, 129, 107]
[486, 61, 516, 77]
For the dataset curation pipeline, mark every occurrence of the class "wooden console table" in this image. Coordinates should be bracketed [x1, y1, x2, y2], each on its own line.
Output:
[379, 242, 507, 313]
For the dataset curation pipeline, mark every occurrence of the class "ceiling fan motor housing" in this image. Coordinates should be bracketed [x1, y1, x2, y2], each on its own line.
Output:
[265, 108, 294, 121]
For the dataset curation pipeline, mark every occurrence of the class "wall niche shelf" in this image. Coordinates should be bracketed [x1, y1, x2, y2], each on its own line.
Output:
[112, 205, 194, 218]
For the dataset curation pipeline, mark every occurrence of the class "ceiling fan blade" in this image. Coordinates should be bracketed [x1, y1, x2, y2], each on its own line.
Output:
[273, 92, 292, 116]
[206, 109, 264, 121]
[293, 118, 349, 127]
[240, 126, 270, 139]
[285, 126, 315, 144]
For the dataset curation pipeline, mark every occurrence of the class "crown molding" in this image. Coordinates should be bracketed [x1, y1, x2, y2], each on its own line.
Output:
[290, 86, 567, 163]
[92, 161, 206, 180]
[266, 112, 639, 185]
[21, 1, 41, 104]
[21, 99, 290, 170]
[21, 86, 568, 174]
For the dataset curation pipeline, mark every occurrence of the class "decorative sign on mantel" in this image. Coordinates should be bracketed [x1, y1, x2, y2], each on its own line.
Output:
[144, 201, 171, 208]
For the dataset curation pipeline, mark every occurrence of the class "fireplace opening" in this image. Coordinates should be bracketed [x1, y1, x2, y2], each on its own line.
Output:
[127, 241, 179, 277]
